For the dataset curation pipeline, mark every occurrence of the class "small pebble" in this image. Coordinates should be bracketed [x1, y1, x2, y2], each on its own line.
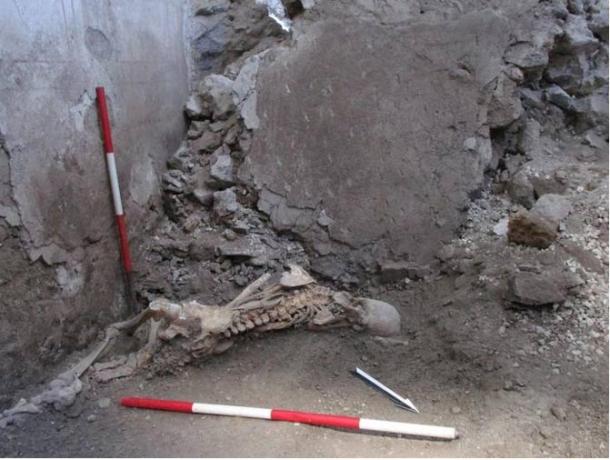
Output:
[539, 427, 552, 439]
[550, 405, 567, 421]
[86, 414, 96, 423]
[451, 406, 461, 415]
[97, 398, 111, 409]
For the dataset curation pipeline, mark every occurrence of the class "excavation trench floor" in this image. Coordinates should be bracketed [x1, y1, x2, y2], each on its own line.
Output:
[1, 278, 608, 457]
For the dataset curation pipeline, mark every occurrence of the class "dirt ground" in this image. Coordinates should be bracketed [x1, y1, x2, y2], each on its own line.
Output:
[1, 136, 608, 458]
[1, 270, 607, 457]
[0, 1, 608, 457]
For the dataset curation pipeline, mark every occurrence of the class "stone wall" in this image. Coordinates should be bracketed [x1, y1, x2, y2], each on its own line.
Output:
[148, 0, 606, 300]
[0, 0, 189, 403]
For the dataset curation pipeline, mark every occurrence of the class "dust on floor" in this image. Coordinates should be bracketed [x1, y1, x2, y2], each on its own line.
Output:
[1, 274, 607, 457]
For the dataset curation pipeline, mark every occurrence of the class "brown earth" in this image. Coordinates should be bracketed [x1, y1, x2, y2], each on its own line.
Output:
[0, 267, 607, 457]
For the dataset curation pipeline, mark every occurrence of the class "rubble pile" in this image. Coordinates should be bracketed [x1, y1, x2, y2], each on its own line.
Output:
[496, 0, 608, 209]
[0, 2, 607, 443]
[139, 0, 607, 307]
[134, 47, 309, 305]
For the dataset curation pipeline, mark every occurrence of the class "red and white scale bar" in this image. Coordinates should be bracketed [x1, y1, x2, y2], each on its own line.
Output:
[121, 397, 458, 440]
[95, 87, 132, 274]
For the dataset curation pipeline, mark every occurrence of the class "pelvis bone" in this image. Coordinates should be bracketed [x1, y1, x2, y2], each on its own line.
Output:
[74, 265, 401, 382]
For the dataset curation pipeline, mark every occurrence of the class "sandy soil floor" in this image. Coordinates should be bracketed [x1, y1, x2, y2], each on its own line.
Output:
[1, 130, 607, 458]
[1, 274, 607, 457]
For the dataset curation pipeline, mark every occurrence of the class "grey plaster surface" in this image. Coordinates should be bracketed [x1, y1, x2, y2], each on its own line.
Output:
[0, 0, 188, 398]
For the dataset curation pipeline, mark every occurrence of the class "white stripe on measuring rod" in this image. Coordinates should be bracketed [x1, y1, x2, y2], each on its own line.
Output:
[192, 403, 272, 419]
[359, 418, 456, 439]
[105, 153, 124, 215]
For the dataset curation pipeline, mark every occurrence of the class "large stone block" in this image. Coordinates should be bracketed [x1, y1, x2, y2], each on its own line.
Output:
[240, 12, 511, 276]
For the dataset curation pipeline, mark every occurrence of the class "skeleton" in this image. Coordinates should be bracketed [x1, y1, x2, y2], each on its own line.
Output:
[71, 265, 401, 382]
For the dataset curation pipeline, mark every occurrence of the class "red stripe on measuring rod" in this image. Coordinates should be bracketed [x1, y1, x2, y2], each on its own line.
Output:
[116, 214, 132, 273]
[95, 87, 114, 153]
[121, 397, 194, 413]
[271, 409, 360, 430]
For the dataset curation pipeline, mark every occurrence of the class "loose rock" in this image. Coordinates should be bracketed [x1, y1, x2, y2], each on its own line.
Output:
[167, 143, 194, 172]
[208, 147, 235, 188]
[97, 398, 111, 409]
[531, 173, 568, 197]
[379, 261, 409, 283]
[493, 217, 509, 236]
[200, 74, 236, 119]
[557, 14, 598, 54]
[213, 188, 240, 217]
[487, 74, 523, 128]
[508, 210, 558, 249]
[508, 272, 567, 306]
[216, 234, 277, 266]
[191, 131, 222, 153]
[162, 170, 188, 194]
[531, 194, 572, 226]
[518, 118, 542, 159]
[508, 170, 535, 208]
[187, 121, 207, 139]
[192, 188, 215, 208]
[547, 85, 577, 112]
[550, 405, 568, 421]
[184, 94, 207, 119]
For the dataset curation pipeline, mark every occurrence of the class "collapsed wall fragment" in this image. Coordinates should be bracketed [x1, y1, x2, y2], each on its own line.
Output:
[146, 0, 608, 298]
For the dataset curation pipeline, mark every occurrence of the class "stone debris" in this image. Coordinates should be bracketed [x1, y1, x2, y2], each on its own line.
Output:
[530, 171, 569, 197]
[208, 146, 235, 188]
[2, 0, 608, 444]
[167, 143, 194, 172]
[508, 170, 536, 209]
[509, 272, 567, 306]
[216, 234, 278, 266]
[192, 188, 214, 208]
[199, 74, 235, 120]
[192, 0, 229, 17]
[518, 118, 542, 160]
[256, 0, 292, 32]
[493, 217, 509, 236]
[187, 121, 207, 139]
[583, 131, 606, 149]
[213, 188, 240, 217]
[191, 130, 222, 153]
[487, 74, 524, 128]
[379, 261, 429, 283]
[508, 210, 558, 249]
[547, 85, 578, 112]
[550, 405, 568, 421]
[184, 94, 206, 119]
[557, 14, 598, 53]
[560, 240, 605, 274]
[148, 0, 608, 291]
[531, 194, 572, 226]
[379, 261, 411, 283]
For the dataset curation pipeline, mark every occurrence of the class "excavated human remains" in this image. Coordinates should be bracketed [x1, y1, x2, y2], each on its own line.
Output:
[72, 265, 401, 382]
